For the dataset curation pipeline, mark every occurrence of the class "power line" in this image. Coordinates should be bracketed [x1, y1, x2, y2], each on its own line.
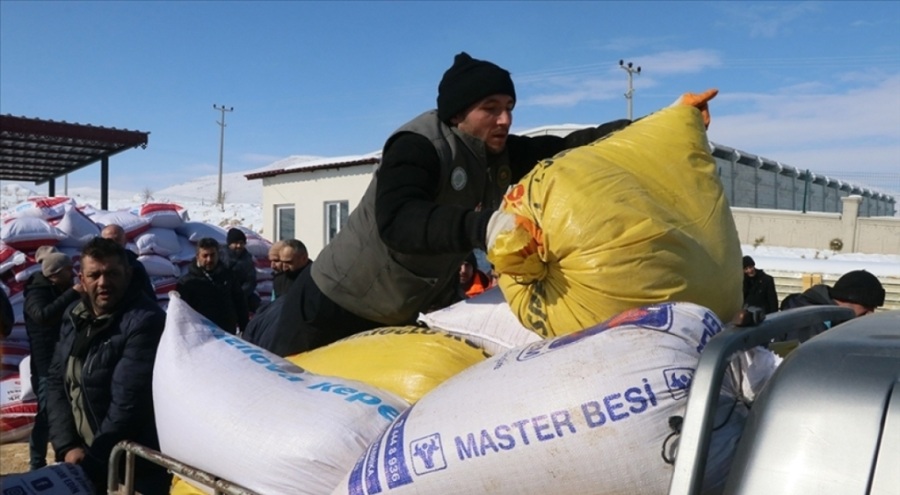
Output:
[619, 60, 641, 120]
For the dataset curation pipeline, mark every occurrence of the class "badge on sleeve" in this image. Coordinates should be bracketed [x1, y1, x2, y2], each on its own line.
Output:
[450, 166, 467, 191]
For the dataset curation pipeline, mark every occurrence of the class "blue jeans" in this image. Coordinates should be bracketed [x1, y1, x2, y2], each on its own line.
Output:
[28, 375, 49, 470]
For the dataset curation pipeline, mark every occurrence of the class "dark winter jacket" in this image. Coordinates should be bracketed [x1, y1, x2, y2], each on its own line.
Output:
[46, 276, 167, 492]
[126, 250, 156, 302]
[226, 247, 259, 311]
[312, 110, 631, 325]
[177, 261, 249, 333]
[743, 269, 779, 314]
[780, 284, 836, 311]
[272, 262, 309, 300]
[24, 273, 80, 377]
[779, 284, 848, 337]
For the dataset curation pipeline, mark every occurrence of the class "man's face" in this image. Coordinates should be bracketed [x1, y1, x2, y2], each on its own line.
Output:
[279, 247, 308, 273]
[743, 265, 757, 277]
[268, 246, 283, 273]
[452, 94, 514, 154]
[459, 262, 474, 285]
[836, 300, 875, 317]
[197, 247, 219, 272]
[80, 255, 131, 316]
[228, 241, 246, 255]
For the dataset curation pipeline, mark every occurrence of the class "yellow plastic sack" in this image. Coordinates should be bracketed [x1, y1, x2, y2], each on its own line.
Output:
[287, 326, 489, 404]
[489, 104, 742, 337]
[170, 476, 205, 495]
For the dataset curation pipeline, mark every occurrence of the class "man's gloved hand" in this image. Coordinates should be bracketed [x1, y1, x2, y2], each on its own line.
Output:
[671, 88, 718, 129]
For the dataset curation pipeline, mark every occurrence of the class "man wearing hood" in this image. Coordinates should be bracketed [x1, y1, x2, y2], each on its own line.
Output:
[781, 269, 886, 317]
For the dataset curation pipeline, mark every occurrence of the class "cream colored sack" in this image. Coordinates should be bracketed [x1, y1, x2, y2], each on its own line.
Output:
[489, 105, 742, 337]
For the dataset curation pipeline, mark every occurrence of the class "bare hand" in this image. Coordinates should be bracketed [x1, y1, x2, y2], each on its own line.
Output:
[64, 447, 86, 464]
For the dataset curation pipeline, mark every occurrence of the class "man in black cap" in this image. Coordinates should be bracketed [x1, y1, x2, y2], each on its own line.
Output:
[742, 255, 779, 314]
[274, 51, 632, 353]
[781, 269, 886, 317]
[224, 227, 260, 312]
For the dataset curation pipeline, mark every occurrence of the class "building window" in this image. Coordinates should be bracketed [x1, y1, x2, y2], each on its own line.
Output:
[324, 200, 349, 244]
[275, 205, 295, 241]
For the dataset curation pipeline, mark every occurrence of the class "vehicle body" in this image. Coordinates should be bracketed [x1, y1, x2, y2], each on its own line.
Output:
[670, 306, 899, 495]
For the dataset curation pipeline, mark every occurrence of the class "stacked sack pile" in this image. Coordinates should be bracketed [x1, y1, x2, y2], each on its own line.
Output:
[160, 102, 757, 495]
[0, 198, 274, 444]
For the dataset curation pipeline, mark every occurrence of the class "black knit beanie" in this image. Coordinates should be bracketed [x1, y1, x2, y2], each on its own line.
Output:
[437, 52, 516, 124]
[463, 251, 477, 267]
[226, 228, 247, 245]
[742, 256, 755, 268]
[830, 270, 885, 308]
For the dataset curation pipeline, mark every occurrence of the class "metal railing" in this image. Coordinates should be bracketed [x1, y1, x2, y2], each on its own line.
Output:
[666, 305, 856, 495]
[108, 441, 260, 495]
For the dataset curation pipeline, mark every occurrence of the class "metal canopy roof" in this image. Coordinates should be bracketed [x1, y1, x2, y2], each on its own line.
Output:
[0, 115, 150, 210]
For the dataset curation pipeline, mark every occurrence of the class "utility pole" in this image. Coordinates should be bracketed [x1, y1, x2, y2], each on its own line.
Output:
[213, 104, 234, 210]
[619, 60, 641, 120]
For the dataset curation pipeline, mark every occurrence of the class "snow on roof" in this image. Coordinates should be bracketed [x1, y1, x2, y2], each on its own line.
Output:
[282, 150, 381, 172]
[517, 124, 593, 137]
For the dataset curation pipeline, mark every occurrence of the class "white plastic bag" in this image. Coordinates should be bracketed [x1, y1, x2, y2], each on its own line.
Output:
[333, 302, 744, 495]
[155, 295, 410, 495]
[418, 287, 541, 356]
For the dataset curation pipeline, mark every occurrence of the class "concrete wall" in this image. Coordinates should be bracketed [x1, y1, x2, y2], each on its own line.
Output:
[260, 164, 376, 257]
[732, 196, 900, 255]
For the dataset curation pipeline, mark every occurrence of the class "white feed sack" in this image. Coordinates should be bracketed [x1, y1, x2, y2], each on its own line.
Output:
[418, 287, 541, 356]
[155, 296, 410, 495]
[334, 302, 746, 495]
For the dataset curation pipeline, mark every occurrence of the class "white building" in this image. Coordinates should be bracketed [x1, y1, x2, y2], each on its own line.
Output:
[245, 152, 380, 257]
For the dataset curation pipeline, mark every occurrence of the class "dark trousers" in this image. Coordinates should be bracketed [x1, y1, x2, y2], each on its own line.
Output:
[273, 265, 382, 354]
[28, 374, 49, 470]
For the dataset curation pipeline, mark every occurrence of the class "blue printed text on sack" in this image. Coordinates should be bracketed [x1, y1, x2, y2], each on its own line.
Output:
[454, 378, 658, 460]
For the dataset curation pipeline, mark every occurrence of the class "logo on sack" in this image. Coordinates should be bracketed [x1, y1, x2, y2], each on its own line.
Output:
[664, 367, 694, 400]
[410, 433, 447, 475]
